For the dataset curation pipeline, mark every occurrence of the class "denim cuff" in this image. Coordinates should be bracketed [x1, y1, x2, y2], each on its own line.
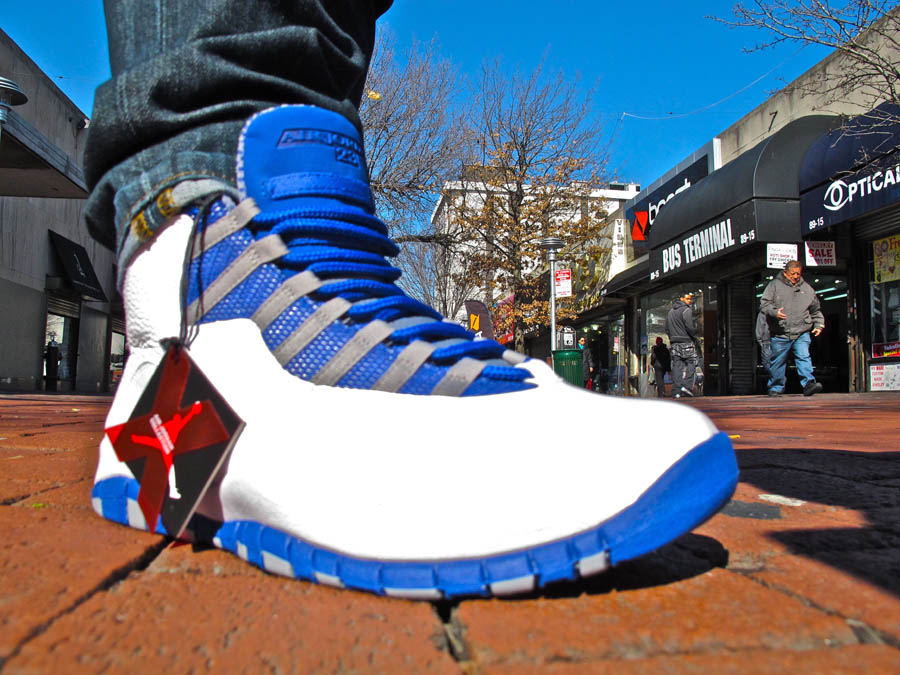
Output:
[85, 148, 241, 286]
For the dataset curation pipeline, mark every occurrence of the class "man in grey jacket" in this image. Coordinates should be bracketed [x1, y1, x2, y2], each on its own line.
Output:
[760, 261, 825, 396]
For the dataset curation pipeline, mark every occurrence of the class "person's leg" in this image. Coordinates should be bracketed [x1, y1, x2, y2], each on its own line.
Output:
[767, 337, 791, 394]
[654, 366, 665, 397]
[670, 350, 685, 395]
[682, 346, 697, 394]
[792, 332, 822, 395]
[759, 341, 771, 378]
[85, 0, 390, 272]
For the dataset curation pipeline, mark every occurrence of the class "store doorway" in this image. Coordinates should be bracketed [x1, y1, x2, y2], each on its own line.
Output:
[44, 313, 78, 391]
[754, 272, 849, 393]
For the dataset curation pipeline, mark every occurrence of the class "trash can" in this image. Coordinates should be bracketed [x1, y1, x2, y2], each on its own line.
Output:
[552, 349, 583, 387]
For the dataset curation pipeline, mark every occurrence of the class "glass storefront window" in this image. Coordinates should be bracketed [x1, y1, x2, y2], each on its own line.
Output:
[577, 312, 626, 395]
[871, 279, 900, 346]
[641, 283, 717, 397]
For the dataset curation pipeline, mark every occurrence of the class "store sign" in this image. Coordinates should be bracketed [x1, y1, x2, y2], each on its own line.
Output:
[873, 341, 900, 359]
[801, 155, 900, 235]
[804, 241, 836, 267]
[626, 157, 708, 242]
[554, 269, 572, 298]
[767, 243, 799, 269]
[649, 201, 755, 281]
[873, 233, 900, 284]
[870, 363, 900, 390]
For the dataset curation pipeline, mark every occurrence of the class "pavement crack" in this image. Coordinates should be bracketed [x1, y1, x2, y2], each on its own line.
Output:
[1, 478, 92, 506]
[432, 601, 472, 665]
[727, 568, 900, 650]
[0, 538, 169, 671]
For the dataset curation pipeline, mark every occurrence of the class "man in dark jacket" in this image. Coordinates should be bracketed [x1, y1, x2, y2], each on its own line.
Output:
[665, 291, 699, 398]
[650, 337, 671, 398]
[760, 261, 825, 396]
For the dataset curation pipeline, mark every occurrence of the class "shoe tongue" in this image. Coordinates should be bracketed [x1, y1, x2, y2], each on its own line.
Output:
[237, 105, 374, 214]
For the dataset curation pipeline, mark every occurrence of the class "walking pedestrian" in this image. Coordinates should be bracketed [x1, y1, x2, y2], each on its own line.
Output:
[760, 261, 825, 396]
[650, 337, 671, 398]
[666, 292, 700, 398]
[579, 335, 595, 389]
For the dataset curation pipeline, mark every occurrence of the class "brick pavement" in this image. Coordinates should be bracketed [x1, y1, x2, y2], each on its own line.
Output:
[1, 391, 899, 672]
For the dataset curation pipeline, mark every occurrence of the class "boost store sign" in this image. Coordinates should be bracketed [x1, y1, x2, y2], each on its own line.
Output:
[626, 157, 708, 243]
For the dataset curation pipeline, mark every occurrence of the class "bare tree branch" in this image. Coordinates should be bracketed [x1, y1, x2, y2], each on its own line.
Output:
[712, 2, 900, 127]
[441, 57, 615, 335]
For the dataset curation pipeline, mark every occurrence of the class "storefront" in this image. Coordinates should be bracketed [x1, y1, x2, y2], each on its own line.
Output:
[800, 104, 900, 391]
[645, 115, 847, 395]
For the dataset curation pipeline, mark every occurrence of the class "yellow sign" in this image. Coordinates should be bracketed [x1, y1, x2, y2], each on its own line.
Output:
[873, 233, 900, 284]
[469, 314, 480, 331]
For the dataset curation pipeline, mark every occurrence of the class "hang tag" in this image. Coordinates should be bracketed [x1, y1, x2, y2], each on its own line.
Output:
[105, 343, 244, 539]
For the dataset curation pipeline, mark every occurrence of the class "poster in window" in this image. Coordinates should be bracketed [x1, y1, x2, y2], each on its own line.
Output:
[870, 363, 900, 391]
[873, 233, 900, 284]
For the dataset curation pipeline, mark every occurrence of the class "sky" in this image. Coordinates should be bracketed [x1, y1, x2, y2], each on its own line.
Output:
[2, 1, 834, 190]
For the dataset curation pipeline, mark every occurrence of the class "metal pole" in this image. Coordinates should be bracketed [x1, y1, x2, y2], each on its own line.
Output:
[549, 248, 557, 353]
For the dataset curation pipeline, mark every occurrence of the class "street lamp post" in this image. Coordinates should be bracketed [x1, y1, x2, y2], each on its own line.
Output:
[0, 77, 28, 144]
[539, 236, 564, 357]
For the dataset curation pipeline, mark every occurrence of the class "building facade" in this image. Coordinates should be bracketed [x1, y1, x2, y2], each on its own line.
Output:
[585, 9, 900, 396]
[430, 172, 639, 333]
[0, 29, 122, 393]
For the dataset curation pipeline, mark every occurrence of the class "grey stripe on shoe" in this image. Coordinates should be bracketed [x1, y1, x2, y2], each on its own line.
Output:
[251, 271, 322, 329]
[272, 297, 352, 366]
[310, 320, 394, 386]
[431, 358, 486, 396]
[503, 349, 527, 365]
[187, 234, 288, 321]
[372, 340, 436, 392]
[191, 199, 261, 259]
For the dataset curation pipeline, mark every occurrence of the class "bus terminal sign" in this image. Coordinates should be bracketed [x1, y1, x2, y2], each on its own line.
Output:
[649, 201, 756, 281]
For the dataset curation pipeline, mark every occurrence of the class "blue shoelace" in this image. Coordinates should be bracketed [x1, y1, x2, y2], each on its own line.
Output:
[238, 199, 530, 381]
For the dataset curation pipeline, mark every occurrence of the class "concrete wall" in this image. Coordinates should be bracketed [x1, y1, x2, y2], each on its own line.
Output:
[0, 29, 89, 164]
[0, 276, 45, 390]
[0, 31, 118, 392]
[717, 11, 900, 164]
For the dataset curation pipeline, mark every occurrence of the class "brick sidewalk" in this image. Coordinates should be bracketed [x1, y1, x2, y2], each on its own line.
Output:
[1, 392, 899, 672]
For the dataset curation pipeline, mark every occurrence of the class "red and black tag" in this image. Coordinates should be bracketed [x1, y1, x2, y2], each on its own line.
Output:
[105, 343, 244, 539]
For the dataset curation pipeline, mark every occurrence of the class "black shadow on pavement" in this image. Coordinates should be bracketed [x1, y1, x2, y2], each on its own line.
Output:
[736, 447, 900, 599]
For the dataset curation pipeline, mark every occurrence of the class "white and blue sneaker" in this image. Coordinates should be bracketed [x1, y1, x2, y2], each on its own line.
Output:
[92, 105, 738, 599]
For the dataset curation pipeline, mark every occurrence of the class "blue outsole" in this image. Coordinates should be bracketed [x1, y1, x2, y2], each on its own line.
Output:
[92, 431, 737, 598]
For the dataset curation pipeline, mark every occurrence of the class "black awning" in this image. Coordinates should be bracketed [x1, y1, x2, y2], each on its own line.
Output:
[647, 115, 843, 281]
[48, 231, 108, 301]
[800, 103, 900, 235]
[599, 256, 650, 298]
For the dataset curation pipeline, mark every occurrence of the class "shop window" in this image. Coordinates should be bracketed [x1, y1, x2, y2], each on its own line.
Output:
[871, 233, 900, 353]
[577, 315, 625, 395]
[641, 283, 717, 396]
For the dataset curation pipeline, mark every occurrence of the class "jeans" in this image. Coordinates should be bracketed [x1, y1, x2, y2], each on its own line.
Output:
[653, 366, 667, 397]
[759, 341, 771, 378]
[670, 342, 697, 395]
[84, 0, 392, 274]
[767, 333, 815, 393]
